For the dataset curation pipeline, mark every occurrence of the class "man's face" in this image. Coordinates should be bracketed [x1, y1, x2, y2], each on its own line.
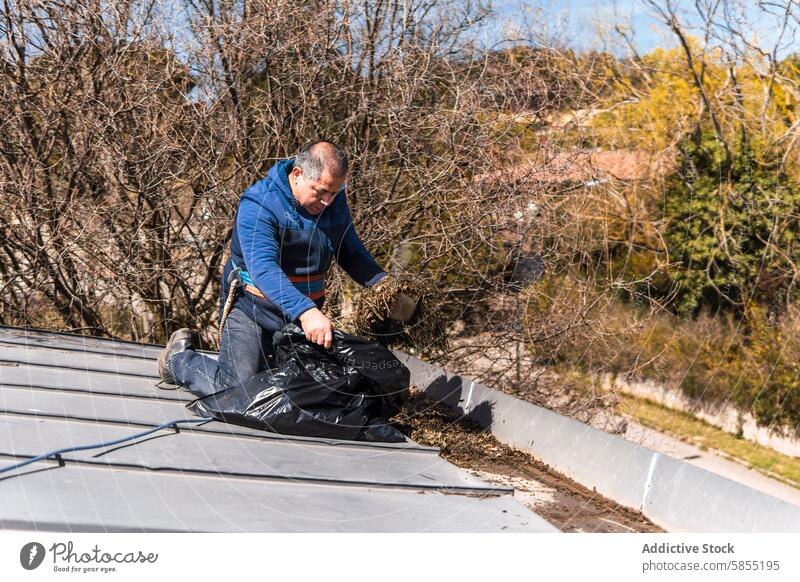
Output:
[289, 166, 345, 215]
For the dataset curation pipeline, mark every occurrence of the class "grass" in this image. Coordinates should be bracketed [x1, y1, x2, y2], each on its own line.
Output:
[617, 392, 800, 489]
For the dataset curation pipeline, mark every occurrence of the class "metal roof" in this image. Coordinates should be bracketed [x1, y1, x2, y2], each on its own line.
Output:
[0, 326, 556, 532]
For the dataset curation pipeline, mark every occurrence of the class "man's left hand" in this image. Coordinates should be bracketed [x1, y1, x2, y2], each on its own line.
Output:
[298, 307, 333, 349]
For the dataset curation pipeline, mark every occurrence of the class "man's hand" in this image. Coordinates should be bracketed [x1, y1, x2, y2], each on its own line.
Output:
[388, 291, 419, 322]
[298, 307, 333, 349]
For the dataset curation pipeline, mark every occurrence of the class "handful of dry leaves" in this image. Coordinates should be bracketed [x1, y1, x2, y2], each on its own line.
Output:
[340, 274, 449, 355]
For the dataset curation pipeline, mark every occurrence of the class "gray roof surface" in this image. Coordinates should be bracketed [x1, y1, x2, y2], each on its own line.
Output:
[0, 326, 557, 532]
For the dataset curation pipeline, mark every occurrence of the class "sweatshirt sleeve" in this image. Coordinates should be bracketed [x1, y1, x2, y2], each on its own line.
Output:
[336, 194, 388, 288]
[237, 196, 317, 320]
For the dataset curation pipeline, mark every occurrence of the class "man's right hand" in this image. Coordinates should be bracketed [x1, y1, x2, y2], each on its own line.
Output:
[298, 307, 333, 349]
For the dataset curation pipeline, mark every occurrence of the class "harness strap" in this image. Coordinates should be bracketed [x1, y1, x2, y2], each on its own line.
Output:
[232, 260, 327, 302]
[218, 261, 327, 344]
[244, 284, 325, 301]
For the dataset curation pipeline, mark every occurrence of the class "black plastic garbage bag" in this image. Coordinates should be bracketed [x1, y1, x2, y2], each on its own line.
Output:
[186, 324, 410, 442]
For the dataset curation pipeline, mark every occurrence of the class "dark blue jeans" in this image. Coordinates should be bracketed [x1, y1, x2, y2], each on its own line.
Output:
[168, 306, 276, 397]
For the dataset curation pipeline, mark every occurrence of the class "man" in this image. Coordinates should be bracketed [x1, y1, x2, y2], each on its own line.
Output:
[157, 141, 388, 396]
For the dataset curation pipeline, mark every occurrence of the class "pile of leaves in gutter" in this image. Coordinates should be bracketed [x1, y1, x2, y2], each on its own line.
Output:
[391, 389, 523, 466]
[391, 389, 664, 533]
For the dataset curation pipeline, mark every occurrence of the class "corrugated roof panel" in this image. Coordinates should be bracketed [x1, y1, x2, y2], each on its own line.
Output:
[0, 326, 557, 532]
[0, 461, 546, 532]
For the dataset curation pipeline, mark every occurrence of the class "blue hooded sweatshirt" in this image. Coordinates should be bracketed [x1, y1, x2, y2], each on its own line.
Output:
[221, 158, 387, 333]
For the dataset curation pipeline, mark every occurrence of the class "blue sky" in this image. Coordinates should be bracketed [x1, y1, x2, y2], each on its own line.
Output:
[486, 0, 672, 53]
[486, 0, 799, 57]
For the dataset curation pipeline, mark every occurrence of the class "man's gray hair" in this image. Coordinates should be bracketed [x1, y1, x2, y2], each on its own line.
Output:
[294, 141, 348, 181]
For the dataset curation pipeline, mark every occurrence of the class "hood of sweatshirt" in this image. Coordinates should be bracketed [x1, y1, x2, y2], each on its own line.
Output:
[262, 158, 344, 224]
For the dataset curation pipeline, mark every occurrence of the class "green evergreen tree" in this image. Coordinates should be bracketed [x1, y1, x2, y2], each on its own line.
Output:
[662, 131, 800, 314]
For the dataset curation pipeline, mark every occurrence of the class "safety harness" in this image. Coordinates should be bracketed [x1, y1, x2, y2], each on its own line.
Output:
[218, 261, 327, 343]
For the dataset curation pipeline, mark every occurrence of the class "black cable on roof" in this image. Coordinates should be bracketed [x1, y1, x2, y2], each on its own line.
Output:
[0, 417, 213, 475]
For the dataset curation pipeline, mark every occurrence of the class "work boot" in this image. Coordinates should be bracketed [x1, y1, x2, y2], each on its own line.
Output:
[157, 328, 195, 385]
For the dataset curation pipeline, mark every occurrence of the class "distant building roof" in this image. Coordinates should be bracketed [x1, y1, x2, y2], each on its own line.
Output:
[0, 326, 556, 532]
[478, 149, 675, 187]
